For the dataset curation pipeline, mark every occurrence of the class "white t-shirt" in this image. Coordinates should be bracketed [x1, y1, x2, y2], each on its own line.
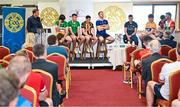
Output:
[160, 61, 180, 100]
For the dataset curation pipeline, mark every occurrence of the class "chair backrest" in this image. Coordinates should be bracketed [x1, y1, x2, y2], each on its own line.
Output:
[0, 46, 10, 59]
[168, 48, 177, 61]
[125, 45, 136, 62]
[169, 69, 180, 103]
[25, 47, 33, 52]
[32, 69, 53, 98]
[141, 53, 152, 60]
[47, 53, 66, 80]
[131, 48, 144, 68]
[3, 54, 16, 62]
[23, 49, 36, 62]
[0, 60, 9, 68]
[151, 58, 173, 82]
[20, 85, 37, 107]
[160, 45, 172, 56]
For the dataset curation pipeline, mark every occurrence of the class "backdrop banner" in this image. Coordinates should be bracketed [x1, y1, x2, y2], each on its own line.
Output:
[2, 7, 26, 53]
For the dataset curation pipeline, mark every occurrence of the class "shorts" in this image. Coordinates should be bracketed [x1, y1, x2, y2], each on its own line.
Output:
[82, 33, 93, 36]
[97, 34, 110, 38]
[39, 101, 48, 107]
[154, 84, 166, 100]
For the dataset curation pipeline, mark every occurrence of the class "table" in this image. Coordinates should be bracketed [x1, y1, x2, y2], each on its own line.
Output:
[108, 44, 130, 70]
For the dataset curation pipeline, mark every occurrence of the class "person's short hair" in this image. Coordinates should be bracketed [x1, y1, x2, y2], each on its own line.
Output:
[166, 12, 172, 18]
[72, 14, 77, 17]
[56, 33, 64, 42]
[32, 9, 39, 14]
[86, 15, 91, 19]
[33, 44, 45, 57]
[128, 14, 133, 18]
[59, 14, 66, 20]
[7, 56, 31, 78]
[98, 11, 103, 15]
[177, 42, 180, 56]
[148, 14, 154, 18]
[143, 35, 153, 43]
[48, 35, 57, 45]
[16, 50, 28, 58]
[149, 40, 161, 53]
[160, 15, 165, 20]
[0, 70, 19, 106]
[163, 32, 170, 39]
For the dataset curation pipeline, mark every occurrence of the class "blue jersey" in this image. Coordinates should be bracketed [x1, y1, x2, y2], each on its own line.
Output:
[96, 19, 109, 37]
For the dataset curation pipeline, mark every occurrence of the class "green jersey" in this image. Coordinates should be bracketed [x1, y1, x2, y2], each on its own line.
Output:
[68, 20, 80, 34]
[54, 20, 68, 29]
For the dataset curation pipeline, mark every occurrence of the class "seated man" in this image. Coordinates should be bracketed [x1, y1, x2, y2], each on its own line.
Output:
[159, 32, 177, 48]
[32, 44, 65, 106]
[172, 89, 180, 107]
[142, 40, 167, 88]
[165, 12, 175, 40]
[7, 56, 32, 107]
[47, 34, 68, 59]
[123, 14, 138, 45]
[54, 14, 72, 46]
[146, 42, 180, 106]
[96, 11, 114, 50]
[0, 70, 19, 106]
[156, 15, 166, 39]
[142, 14, 157, 39]
[68, 14, 85, 54]
[81, 15, 97, 53]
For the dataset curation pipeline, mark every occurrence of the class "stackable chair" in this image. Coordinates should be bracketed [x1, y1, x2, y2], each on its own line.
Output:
[123, 45, 136, 81]
[23, 49, 36, 63]
[47, 53, 70, 98]
[0, 60, 9, 68]
[3, 54, 16, 62]
[160, 45, 172, 56]
[156, 69, 180, 106]
[25, 47, 33, 52]
[168, 48, 177, 61]
[151, 58, 173, 82]
[137, 53, 152, 99]
[96, 39, 107, 59]
[32, 69, 53, 98]
[20, 85, 37, 107]
[129, 48, 144, 88]
[0, 46, 10, 59]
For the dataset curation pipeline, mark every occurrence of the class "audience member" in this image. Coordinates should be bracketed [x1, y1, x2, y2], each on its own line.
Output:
[123, 14, 138, 45]
[47, 34, 68, 59]
[96, 11, 114, 51]
[157, 15, 166, 38]
[32, 44, 65, 106]
[7, 56, 32, 107]
[68, 14, 85, 54]
[165, 12, 175, 40]
[81, 15, 97, 53]
[0, 70, 19, 106]
[172, 89, 180, 107]
[142, 40, 166, 87]
[159, 32, 177, 48]
[146, 42, 180, 106]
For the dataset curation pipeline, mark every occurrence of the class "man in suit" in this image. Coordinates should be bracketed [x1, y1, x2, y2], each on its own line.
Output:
[159, 32, 177, 48]
[142, 40, 167, 89]
[32, 44, 65, 106]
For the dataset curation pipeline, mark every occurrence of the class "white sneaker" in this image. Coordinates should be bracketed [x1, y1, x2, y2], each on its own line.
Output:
[87, 47, 90, 53]
[78, 49, 82, 54]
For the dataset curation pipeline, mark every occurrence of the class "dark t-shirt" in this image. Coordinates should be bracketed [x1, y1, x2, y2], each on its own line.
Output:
[124, 21, 138, 35]
[158, 20, 165, 29]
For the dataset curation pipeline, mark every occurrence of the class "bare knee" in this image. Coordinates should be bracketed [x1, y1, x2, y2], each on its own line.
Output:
[99, 36, 104, 43]
[45, 98, 53, 106]
[172, 99, 180, 107]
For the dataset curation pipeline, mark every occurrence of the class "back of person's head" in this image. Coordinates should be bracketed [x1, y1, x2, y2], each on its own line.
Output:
[48, 35, 57, 46]
[160, 15, 165, 20]
[7, 56, 31, 88]
[0, 69, 19, 106]
[56, 33, 64, 45]
[148, 14, 154, 18]
[59, 14, 66, 21]
[176, 42, 180, 58]
[33, 44, 45, 58]
[16, 50, 28, 58]
[143, 35, 153, 47]
[149, 40, 161, 53]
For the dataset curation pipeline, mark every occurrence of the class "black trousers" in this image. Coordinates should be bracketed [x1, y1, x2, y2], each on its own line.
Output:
[123, 34, 138, 45]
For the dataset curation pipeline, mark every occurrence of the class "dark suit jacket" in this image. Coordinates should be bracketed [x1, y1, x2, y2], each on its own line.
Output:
[159, 39, 177, 48]
[32, 59, 62, 106]
[142, 53, 167, 86]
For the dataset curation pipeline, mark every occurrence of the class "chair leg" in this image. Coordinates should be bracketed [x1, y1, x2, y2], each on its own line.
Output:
[130, 70, 133, 88]
[138, 75, 142, 99]
[123, 64, 126, 81]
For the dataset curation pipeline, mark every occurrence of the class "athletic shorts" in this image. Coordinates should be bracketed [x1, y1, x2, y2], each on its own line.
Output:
[154, 84, 166, 100]
[97, 34, 110, 38]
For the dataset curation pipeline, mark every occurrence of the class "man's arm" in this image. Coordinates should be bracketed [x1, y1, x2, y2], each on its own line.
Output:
[142, 59, 148, 80]
[27, 18, 32, 32]
[159, 64, 167, 83]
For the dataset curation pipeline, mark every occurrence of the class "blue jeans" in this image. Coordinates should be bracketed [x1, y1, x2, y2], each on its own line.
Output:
[123, 34, 138, 45]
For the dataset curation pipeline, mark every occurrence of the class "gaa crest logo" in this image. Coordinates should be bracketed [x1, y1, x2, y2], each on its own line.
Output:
[5, 12, 24, 33]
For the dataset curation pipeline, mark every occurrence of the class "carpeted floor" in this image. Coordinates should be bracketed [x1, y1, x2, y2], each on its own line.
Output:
[64, 69, 146, 106]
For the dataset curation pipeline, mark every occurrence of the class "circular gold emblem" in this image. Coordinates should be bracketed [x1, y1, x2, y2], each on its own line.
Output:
[5, 12, 24, 33]
[103, 6, 126, 32]
[40, 7, 59, 27]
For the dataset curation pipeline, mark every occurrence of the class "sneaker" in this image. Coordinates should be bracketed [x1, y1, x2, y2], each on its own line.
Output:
[74, 48, 79, 54]
[79, 49, 82, 54]
[87, 47, 91, 53]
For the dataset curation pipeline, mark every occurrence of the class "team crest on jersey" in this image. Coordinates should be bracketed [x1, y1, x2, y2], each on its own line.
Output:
[5, 12, 24, 33]
[40, 7, 59, 27]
